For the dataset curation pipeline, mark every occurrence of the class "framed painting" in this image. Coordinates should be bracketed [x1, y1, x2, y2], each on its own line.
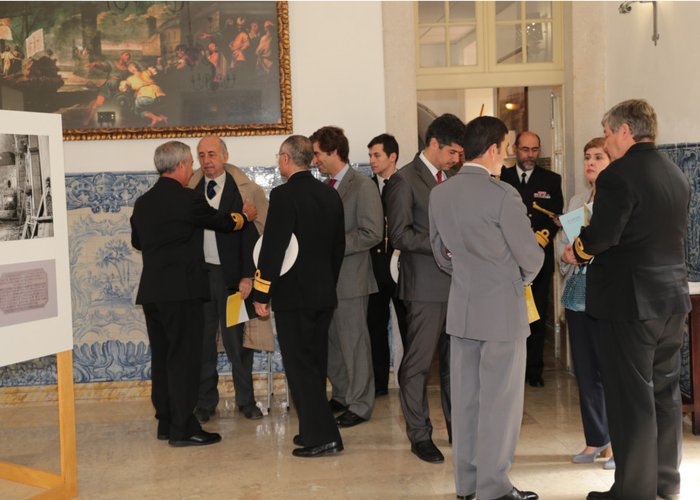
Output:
[0, 1, 292, 140]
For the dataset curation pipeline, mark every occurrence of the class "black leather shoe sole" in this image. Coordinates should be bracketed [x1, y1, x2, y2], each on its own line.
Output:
[411, 440, 444, 463]
[586, 491, 616, 500]
[157, 433, 169, 441]
[168, 431, 222, 447]
[456, 494, 475, 500]
[292, 440, 343, 458]
[336, 410, 367, 428]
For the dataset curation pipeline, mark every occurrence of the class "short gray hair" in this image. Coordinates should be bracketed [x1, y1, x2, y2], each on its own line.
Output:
[281, 135, 313, 168]
[154, 141, 191, 174]
[602, 99, 657, 142]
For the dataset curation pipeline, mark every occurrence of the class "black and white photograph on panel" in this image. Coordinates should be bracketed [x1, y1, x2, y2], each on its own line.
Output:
[0, 134, 53, 241]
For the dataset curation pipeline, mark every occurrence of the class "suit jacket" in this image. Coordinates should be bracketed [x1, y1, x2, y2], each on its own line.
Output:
[192, 171, 258, 288]
[190, 163, 269, 234]
[334, 166, 383, 299]
[130, 176, 237, 304]
[501, 165, 563, 272]
[429, 165, 544, 341]
[384, 153, 454, 302]
[576, 142, 691, 320]
[370, 174, 395, 290]
[252, 170, 345, 311]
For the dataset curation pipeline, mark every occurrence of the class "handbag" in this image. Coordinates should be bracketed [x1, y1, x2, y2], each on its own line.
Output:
[561, 266, 587, 312]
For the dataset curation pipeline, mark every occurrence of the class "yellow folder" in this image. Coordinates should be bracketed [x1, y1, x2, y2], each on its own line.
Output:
[525, 284, 539, 324]
[226, 292, 250, 327]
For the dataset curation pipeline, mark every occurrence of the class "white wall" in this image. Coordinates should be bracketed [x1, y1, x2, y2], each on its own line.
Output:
[604, 1, 700, 144]
[63, 2, 387, 173]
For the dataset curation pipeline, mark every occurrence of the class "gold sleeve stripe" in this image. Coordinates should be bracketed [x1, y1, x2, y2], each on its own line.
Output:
[253, 269, 271, 294]
[574, 237, 594, 261]
[231, 212, 244, 231]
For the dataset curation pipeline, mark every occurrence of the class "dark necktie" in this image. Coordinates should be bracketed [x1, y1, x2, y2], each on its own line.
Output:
[206, 180, 217, 199]
[520, 172, 527, 186]
[329, 178, 337, 188]
[437, 171, 443, 183]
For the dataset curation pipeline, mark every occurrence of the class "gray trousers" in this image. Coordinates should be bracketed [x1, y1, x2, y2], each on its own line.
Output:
[197, 264, 255, 410]
[451, 335, 526, 500]
[399, 300, 451, 443]
[327, 295, 375, 419]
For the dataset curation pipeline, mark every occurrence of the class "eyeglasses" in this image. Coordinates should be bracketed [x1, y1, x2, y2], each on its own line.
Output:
[517, 147, 540, 154]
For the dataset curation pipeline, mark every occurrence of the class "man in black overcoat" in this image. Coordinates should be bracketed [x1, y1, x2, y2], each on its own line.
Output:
[252, 135, 346, 458]
[564, 99, 691, 500]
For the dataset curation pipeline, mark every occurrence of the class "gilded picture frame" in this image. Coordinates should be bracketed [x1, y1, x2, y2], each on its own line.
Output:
[0, 1, 292, 141]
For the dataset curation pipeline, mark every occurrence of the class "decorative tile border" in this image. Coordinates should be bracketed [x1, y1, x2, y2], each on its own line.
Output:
[0, 164, 371, 391]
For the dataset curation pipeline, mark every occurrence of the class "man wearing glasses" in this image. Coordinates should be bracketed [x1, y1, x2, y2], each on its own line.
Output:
[501, 131, 563, 388]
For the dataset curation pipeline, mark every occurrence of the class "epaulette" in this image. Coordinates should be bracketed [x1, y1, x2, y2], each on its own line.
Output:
[253, 269, 271, 294]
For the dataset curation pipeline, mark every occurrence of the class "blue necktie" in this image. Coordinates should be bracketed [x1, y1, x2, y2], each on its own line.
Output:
[206, 180, 217, 199]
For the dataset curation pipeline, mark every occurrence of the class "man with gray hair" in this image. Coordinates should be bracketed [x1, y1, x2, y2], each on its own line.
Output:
[564, 99, 690, 500]
[252, 135, 346, 457]
[131, 140, 251, 447]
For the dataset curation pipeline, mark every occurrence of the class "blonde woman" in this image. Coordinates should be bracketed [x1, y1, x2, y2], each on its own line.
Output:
[559, 138, 614, 470]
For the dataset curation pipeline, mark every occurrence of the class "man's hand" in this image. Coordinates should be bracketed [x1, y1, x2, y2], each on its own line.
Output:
[239, 278, 252, 299]
[561, 244, 578, 265]
[242, 198, 257, 222]
[253, 301, 269, 317]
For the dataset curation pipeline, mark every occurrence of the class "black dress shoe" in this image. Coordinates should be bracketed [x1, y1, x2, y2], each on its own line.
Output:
[492, 487, 539, 500]
[456, 494, 475, 500]
[292, 440, 343, 458]
[328, 399, 346, 413]
[586, 491, 616, 499]
[168, 430, 222, 447]
[193, 407, 215, 423]
[528, 376, 544, 387]
[411, 439, 444, 463]
[375, 388, 389, 396]
[336, 410, 367, 428]
[293, 434, 303, 446]
[239, 404, 263, 420]
[157, 422, 169, 440]
[157, 431, 169, 441]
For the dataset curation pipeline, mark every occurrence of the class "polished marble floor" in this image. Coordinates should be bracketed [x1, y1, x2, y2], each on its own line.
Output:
[2, 369, 700, 499]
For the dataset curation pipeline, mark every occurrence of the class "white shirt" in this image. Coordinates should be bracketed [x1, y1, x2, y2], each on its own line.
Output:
[515, 164, 533, 184]
[420, 152, 442, 183]
[330, 163, 350, 189]
[203, 172, 226, 265]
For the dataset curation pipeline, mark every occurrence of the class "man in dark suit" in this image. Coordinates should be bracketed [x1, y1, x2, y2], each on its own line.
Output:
[565, 100, 690, 500]
[384, 113, 465, 463]
[252, 135, 345, 458]
[131, 140, 249, 447]
[189, 136, 262, 422]
[310, 126, 383, 428]
[367, 133, 408, 396]
[500, 132, 563, 387]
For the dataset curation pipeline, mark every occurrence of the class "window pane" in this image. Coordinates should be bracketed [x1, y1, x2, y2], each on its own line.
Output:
[525, 1, 552, 20]
[496, 24, 523, 64]
[495, 1, 520, 21]
[448, 1, 476, 22]
[449, 25, 477, 66]
[419, 26, 446, 67]
[526, 22, 552, 62]
[418, 1, 446, 24]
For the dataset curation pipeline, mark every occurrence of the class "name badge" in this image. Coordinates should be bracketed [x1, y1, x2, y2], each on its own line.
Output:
[534, 191, 551, 199]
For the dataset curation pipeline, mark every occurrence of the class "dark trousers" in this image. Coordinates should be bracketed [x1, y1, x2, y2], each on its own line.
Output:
[143, 299, 204, 440]
[198, 264, 255, 410]
[565, 309, 609, 447]
[526, 266, 551, 380]
[598, 314, 685, 500]
[399, 300, 451, 443]
[367, 285, 407, 392]
[275, 308, 342, 447]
